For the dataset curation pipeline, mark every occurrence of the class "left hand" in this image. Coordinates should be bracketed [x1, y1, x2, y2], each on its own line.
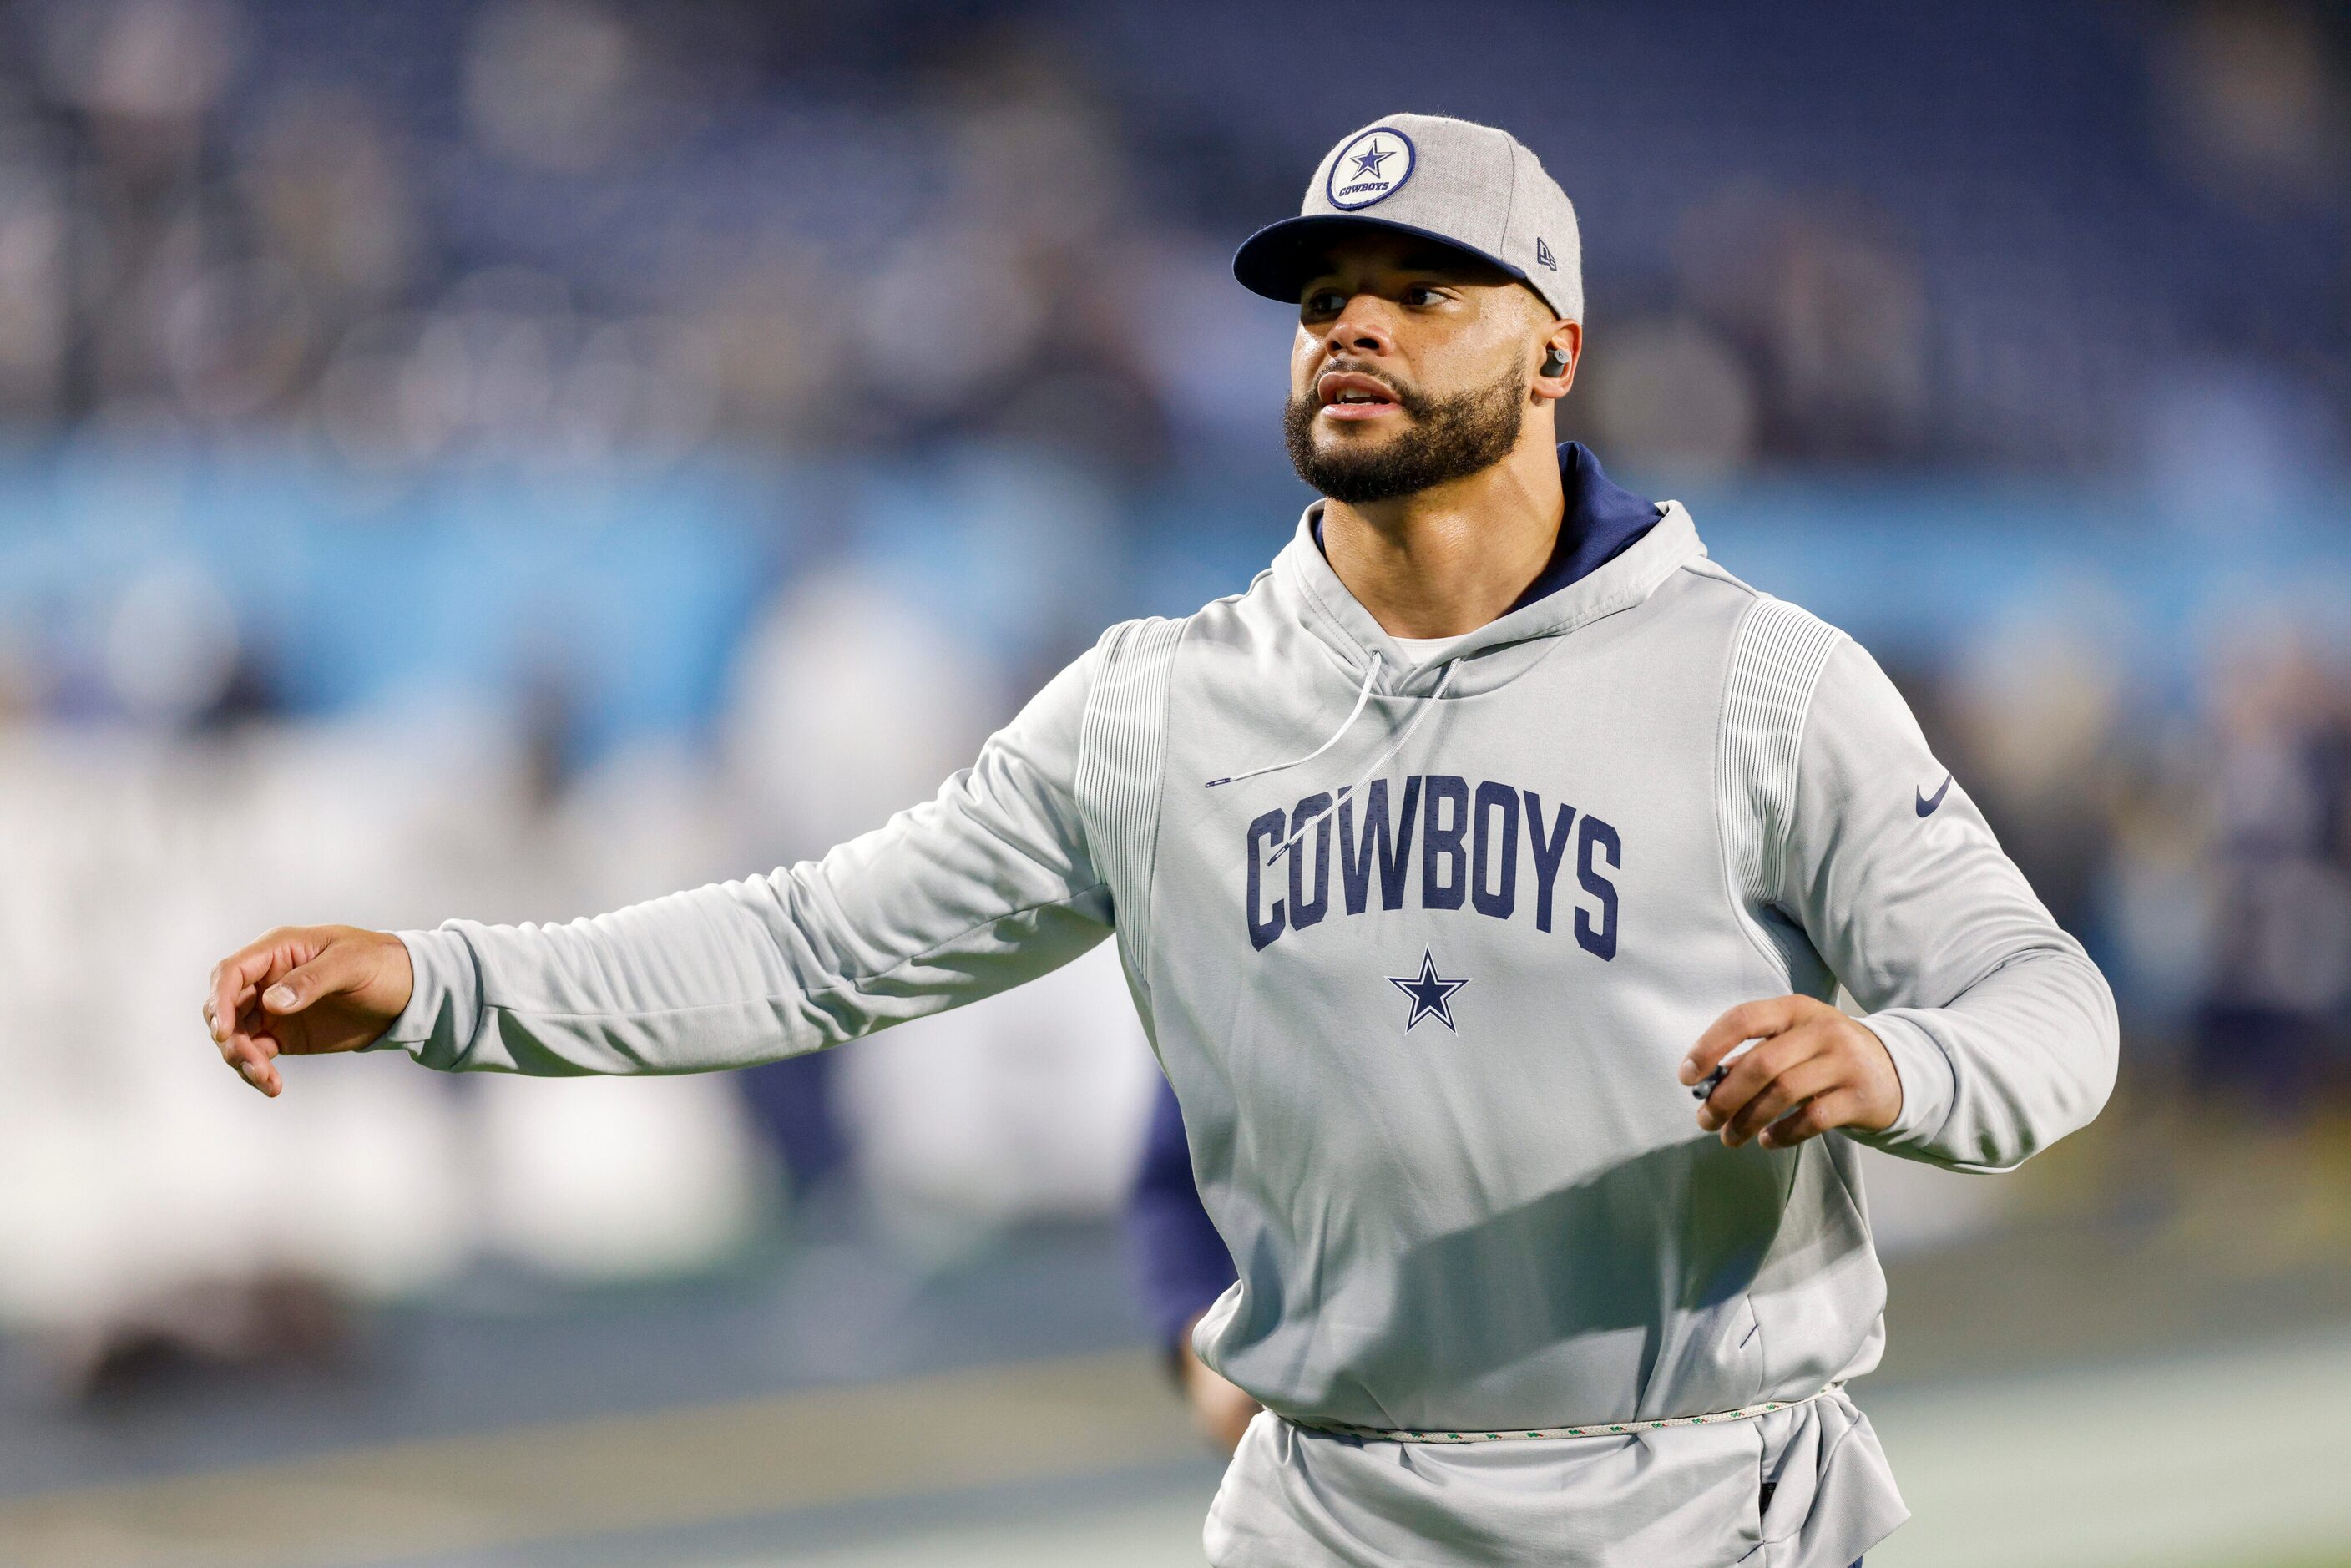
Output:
[1677, 995, 1903, 1151]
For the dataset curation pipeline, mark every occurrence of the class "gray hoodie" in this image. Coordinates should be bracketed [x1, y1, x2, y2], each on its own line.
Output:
[382, 458, 2116, 1567]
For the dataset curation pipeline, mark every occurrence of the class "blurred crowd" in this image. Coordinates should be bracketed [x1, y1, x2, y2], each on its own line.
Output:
[1, 0, 2350, 1393]
[0, 564, 1162, 1395]
[0, 0, 1192, 476]
[0, 0, 2345, 478]
[1898, 611, 2351, 1115]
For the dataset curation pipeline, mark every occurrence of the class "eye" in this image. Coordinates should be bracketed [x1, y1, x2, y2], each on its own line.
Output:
[1402, 283, 1446, 307]
[1302, 289, 1345, 317]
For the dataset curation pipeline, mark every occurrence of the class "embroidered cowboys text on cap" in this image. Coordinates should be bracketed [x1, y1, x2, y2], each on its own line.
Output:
[1233, 114, 1583, 322]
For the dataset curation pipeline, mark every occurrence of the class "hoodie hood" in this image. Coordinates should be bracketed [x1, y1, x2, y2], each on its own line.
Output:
[1207, 444, 1707, 835]
[1275, 443, 1706, 701]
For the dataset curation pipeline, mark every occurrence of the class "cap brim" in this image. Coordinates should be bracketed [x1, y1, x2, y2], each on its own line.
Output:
[1231, 214, 1530, 306]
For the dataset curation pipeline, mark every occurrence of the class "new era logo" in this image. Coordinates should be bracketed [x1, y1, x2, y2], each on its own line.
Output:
[1534, 237, 1557, 271]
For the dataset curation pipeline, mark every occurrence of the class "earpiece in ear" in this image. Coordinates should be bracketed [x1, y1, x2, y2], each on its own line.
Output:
[1540, 346, 1570, 378]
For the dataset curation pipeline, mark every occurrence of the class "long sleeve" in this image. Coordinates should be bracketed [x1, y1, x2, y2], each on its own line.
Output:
[1778, 637, 2118, 1172]
[376, 648, 1114, 1075]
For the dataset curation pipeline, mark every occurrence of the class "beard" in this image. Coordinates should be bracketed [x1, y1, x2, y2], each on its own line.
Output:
[1283, 360, 1529, 505]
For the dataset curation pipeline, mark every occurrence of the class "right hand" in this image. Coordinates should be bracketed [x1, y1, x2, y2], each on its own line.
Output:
[203, 926, 415, 1098]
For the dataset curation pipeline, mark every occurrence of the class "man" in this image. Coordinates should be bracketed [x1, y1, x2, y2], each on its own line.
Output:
[205, 115, 2116, 1565]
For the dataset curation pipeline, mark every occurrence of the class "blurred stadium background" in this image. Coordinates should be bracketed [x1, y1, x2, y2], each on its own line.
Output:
[0, 0, 2347, 1563]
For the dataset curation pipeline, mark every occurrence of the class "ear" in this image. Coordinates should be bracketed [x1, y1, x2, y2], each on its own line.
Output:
[1534, 320, 1582, 402]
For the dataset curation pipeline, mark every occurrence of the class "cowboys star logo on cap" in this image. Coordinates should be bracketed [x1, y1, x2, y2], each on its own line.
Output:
[1326, 127, 1415, 210]
[1235, 114, 1585, 321]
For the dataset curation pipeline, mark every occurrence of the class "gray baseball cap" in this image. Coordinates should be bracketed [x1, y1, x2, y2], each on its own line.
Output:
[1232, 113, 1583, 322]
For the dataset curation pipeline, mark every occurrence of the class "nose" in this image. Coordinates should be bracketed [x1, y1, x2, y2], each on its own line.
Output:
[1322, 292, 1396, 361]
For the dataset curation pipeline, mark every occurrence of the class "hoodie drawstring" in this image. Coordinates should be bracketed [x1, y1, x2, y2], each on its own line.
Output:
[1206, 654, 1384, 791]
[1207, 654, 1461, 866]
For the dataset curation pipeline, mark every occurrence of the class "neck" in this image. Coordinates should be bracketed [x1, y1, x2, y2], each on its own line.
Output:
[1318, 425, 1565, 639]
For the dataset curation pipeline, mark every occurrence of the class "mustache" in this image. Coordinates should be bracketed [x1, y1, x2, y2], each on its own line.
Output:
[1308, 361, 1432, 417]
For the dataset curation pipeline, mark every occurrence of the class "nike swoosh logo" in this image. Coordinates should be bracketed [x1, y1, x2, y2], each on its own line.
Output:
[1916, 773, 1953, 817]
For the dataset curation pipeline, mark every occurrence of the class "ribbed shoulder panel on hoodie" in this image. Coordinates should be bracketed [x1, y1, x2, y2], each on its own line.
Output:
[1074, 616, 1186, 962]
[1716, 594, 1846, 961]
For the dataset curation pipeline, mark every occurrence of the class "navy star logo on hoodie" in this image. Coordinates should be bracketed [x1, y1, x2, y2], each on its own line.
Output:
[1388, 948, 1469, 1032]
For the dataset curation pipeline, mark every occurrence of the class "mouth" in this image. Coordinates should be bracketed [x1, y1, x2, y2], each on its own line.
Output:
[1316, 369, 1404, 423]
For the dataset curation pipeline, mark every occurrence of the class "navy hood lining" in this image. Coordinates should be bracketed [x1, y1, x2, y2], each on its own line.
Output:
[1308, 443, 1660, 617]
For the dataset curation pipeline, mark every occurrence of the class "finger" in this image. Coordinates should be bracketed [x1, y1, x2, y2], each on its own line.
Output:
[215, 990, 259, 1066]
[1722, 1055, 1845, 1147]
[1681, 996, 1809, 1084]
[1698, 1025, 1833, 1132]
[1689, 1036, 1760, 1106]
[228, 1004, 282, 1063]
[236, 1052, 282, 1096]
[1718, 1044, 1841, 1141]
[220, 1018, 283, 1097]
[260, 947, 361, 1018]
[1757, 1088, 1863, 1150]
[209, 942, 286, 1044]
[201, 991, 247, 1040]
[210, 951, 254, 1040]
[235, 1052, 282, 1096]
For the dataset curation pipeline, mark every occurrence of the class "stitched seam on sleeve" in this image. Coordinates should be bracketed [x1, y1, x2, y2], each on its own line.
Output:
[1130, 618, 1191, 1004]
[1716, 596, 1844, 980]
[1713, 597, 1777, 980]
[1075, 616, 1185, 983]
[1777, 628, 1847, 907]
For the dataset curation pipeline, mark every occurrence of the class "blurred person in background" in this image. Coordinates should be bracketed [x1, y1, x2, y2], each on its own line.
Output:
[201, 114, 2115, 1567]
[1126, 1076, 1255, 1454]
[0, 612, 493, 1398]
[1940, 615, 2126, 963]
[718, 564, 1003, 1204]
[0, 0, 1190, 1400]
[2192, 626, 2351, 1113]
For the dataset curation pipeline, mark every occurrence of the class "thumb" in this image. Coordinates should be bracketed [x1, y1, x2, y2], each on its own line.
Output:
[261, 947, 361, 1016]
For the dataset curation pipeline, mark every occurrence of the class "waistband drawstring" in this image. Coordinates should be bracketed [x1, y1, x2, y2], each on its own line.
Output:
[1289, 1382, 1846, 1444]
